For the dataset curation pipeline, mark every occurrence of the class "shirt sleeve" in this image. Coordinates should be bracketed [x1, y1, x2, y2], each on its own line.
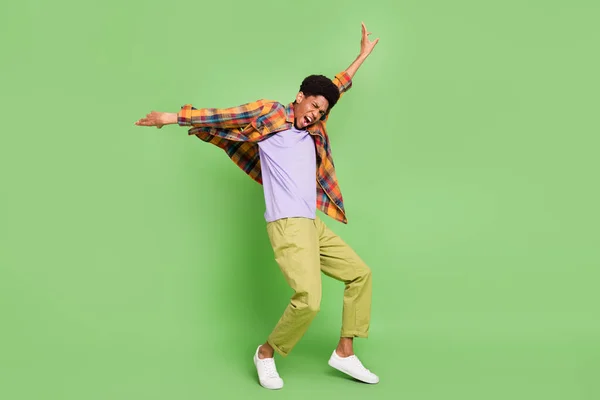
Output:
[319, 71, 353, 122]
[332, 71, 353, 94]
[177, 100, 267, 128]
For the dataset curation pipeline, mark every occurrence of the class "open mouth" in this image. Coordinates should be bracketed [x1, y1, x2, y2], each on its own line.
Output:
[304, 116, 312, 125]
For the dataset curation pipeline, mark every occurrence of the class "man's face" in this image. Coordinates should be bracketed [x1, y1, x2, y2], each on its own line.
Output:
[293, 93, 329, 129]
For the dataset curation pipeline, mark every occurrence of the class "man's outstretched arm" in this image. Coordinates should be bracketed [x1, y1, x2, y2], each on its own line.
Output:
[135, 100, 270, 129]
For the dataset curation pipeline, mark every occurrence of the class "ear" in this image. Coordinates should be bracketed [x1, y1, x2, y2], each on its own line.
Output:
[295, 91, 305, 103]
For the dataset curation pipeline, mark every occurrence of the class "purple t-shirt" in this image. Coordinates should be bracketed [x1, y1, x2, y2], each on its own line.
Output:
[257, 127, 317, 222]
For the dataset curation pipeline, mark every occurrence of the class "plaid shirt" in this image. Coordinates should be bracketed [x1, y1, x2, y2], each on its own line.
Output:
[177, 71, 353, 224]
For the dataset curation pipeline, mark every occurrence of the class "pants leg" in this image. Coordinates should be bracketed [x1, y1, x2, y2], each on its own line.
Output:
[265, 217, 321, 357]
[315, 216, 373, 338]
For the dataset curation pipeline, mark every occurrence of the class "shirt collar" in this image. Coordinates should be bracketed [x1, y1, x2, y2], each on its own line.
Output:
[285, 102, 295, 124]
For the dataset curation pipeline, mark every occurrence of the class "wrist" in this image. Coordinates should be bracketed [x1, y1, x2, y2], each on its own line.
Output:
[165, 112, 178, 125]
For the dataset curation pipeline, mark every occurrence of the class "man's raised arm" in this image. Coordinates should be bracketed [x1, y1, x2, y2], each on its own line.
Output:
[323, 22, 379, 122]
[330, 22, 380, 100]
[344, 22, 380, 80]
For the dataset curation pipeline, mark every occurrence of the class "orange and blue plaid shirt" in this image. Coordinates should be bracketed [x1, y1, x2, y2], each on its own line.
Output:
[177, 71, 353, 224]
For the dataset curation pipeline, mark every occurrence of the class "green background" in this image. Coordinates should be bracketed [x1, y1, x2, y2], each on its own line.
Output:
[1, 0, 599, 399]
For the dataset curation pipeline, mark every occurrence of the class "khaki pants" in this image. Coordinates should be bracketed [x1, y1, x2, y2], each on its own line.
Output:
[265, 216, 372, 357]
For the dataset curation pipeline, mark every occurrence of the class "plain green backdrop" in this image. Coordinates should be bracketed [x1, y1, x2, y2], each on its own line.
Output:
[1, 0, 599, 399]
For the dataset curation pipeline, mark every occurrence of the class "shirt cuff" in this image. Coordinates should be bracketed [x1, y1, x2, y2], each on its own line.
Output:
[177, 104, 195, 126]
[335, 71, 353, 92]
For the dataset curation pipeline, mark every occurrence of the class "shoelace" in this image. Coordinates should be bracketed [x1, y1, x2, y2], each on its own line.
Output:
[347, 355, 372, 373]
[260, 358, 280, 378]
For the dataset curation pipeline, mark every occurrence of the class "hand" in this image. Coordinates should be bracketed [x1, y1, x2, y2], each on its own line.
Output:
[135, 111, 177, 129]
[359, 22, 379, 58]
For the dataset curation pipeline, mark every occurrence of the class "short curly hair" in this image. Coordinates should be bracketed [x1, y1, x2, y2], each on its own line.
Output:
[299, 75, 340, 113]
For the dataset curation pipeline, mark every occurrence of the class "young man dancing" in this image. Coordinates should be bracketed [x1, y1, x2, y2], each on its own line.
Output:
[135, 22, 380, 390]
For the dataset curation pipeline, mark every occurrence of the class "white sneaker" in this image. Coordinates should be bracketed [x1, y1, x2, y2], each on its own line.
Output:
[328, 350, 379, 384]
[253, 346, 284, 390]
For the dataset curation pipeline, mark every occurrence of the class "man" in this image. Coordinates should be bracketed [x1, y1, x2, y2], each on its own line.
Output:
[135, 22, 380, 390]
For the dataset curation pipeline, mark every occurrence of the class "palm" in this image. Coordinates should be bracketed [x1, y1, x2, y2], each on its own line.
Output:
[360, 22, 379, 57]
